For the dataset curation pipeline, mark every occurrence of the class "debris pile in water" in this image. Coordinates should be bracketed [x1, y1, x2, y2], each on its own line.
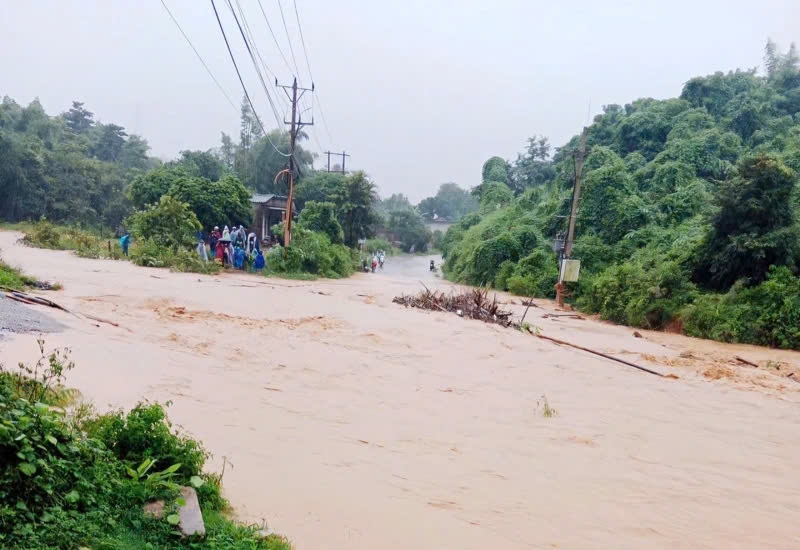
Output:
[392, 287, 515, 327]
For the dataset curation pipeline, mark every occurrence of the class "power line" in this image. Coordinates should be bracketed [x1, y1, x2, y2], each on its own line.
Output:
[210, 0, 290, 157]
[292, 0, 314, 82]
[292, 0, 334, 144]
[230, 0, 288, 118]
[226, 0, 283, 126]
[276, 0, 301, 78]
[159, 0, 237, 112]
[256, 0, 295, 77]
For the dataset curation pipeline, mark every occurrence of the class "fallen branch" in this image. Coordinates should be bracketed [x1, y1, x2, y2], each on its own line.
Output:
[535, 334, 668, 378]
[393, 287, 670, 378]
[734, 355, 759, 368]
[82, 313, 120, 328]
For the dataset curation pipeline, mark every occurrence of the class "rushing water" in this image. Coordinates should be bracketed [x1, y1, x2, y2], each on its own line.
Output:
[1, 232, 799, 550]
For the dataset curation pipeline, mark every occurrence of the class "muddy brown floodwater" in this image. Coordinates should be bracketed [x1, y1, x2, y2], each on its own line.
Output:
[1, 231, 799, 549]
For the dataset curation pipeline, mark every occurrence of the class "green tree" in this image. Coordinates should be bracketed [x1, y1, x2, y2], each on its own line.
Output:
[417, 183, 477, 220]
[91, 123, 127, 162]
[127, 195, 201, 251]
[694, 154, 799, 289]
[62, 101, 94, 134]
[387, 209, 431, 252]
[298, 201, 344, 244]
[331, 171, 380, 247]
[167, 174, 252, 230]
[127, 166, 184, 209]
[170, 150, 225, 181]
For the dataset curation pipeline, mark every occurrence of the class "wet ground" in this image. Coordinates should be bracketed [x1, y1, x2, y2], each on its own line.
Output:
[1, 231, 799, 550]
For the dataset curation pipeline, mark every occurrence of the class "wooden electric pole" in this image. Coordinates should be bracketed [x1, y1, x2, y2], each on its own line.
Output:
[277, 77, 314, 247]
[324, 150, 350, 174]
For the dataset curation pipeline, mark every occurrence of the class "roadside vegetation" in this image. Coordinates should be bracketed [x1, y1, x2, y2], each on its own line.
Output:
[0, 341, 291, 549]
[442, 41, 800, 350]
[0, 256, 39, 291]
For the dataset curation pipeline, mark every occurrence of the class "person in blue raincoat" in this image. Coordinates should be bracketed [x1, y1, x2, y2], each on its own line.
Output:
[254, 248, 265, 272]
[119, 233, 130, 256]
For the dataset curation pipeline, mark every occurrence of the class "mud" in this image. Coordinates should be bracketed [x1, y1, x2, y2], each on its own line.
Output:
[1, 231, 799, 550]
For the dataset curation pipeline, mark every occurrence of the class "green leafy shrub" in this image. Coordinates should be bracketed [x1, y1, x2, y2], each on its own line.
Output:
[506, 249, 559, 298]
[267, 226, 355, 278]
[683, 266, 800, 348]
[83, 403, 207, 481]
[298, 201, 344, 244]
[22, 217, 61, 248]
[365, 237, 396, 255]
[127, 195, 201, 252]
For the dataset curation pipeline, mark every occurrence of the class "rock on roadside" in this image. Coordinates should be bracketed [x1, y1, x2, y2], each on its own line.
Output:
[142, 486, 206, 538]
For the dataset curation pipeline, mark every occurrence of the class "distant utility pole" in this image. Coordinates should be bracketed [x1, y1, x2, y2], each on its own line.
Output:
[276, 77, 314, 247]
[564, 126, 589, 258]
[324, 150, 350, 174]
[556, 126, 589, 308]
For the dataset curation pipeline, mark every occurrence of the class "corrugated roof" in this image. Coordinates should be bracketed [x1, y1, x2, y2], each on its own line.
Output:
[249, 194, 276, 204]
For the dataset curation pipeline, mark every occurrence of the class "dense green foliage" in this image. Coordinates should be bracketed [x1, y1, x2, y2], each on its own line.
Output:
[0, 346, 290, 549]
[443, 42, 800, 348]
[0, 98, 153, 228]
[386, 209, 431, 252]
[295, 171, 380, 247]
[267, 225, 355, 278]
[128, 195, 202, 251]
[298, 201, 344, 244]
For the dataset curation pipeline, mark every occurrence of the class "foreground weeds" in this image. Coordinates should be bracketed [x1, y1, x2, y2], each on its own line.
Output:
[0, 341, 291, 549]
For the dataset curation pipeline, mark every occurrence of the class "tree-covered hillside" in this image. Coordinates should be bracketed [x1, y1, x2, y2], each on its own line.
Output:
[443, 42, 800, 349]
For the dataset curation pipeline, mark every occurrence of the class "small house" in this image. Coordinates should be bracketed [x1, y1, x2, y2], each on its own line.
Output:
[250, 194, 296, 243]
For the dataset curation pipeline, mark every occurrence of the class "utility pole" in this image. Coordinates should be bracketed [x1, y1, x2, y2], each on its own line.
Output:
[556, 126, 589, 308]
[324, 150, 350, 174]
[277, 77, 313, 247]
[565, 126, 589, 258]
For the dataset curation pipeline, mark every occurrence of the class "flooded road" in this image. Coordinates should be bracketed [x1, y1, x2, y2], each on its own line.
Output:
[1, 231, 799, 549]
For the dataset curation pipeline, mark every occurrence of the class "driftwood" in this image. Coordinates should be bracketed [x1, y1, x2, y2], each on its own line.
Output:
[393, 287, 515, 327]
[734, 355, 759, 368]
[393, 287, 669, 378]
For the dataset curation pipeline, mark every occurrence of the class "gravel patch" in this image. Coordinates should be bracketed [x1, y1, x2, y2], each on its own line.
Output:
[0, 295, 65, 336]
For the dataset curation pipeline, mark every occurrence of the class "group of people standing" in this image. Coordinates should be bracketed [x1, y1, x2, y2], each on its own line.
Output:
[200, 225, 265, 271]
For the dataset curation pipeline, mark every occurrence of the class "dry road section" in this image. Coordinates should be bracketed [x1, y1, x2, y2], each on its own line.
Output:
[1, 231, 799, 550]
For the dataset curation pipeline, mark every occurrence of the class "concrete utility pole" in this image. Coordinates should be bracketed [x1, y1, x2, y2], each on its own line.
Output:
[324, 150, 350, 174]
[277, 77, 314, 247]
[565, 126, 589, 258]
[556, 126, 589, 308]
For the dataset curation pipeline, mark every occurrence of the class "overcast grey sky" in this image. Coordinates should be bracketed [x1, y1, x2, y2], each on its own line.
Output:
[1, 0, 797, 200]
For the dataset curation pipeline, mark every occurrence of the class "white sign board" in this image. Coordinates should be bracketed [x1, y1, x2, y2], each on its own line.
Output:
[560, 259, 581, 282]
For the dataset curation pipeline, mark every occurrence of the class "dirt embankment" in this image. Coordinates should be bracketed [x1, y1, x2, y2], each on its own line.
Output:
[1, 230, 799, 550]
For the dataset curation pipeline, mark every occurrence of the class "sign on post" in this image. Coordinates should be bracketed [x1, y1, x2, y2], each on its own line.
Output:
[560, 259, 581, 282]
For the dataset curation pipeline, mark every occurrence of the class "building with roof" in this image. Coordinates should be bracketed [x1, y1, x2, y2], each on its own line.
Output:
[250, 194, 296, 243]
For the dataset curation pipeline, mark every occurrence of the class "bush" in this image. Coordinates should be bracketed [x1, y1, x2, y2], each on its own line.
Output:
[127, 195, 201, 252]
[22, 217, 61, 248]
[130, 239, 220, 274]
[577, 253, 697, 329]
[267, 227, 355, 278]
[365, 238, 396, 255]
[298, 201, 344, 244]
[0, 257, 37, 290]
[84, 402, 207, 481]
[683, 266, 800, 348]
[506, 249, 559, 298]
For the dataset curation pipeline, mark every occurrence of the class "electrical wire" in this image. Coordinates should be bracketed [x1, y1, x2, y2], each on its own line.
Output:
[231, 0, 289, 116]
[257, 0, 295, 77]
[276, 0, 301, 78]
[210, 0, 290, 157]
[159, 0, 238, 112]
[226, 0, 283, 126]
[292, 0, 334, 144]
